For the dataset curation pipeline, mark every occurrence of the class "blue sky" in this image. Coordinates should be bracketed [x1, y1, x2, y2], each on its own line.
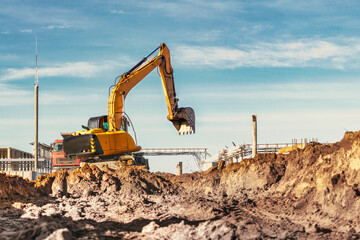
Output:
[1, 0, 360, 173]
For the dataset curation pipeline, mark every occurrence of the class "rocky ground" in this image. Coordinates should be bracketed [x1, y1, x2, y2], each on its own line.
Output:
[2, 131, 360, 239]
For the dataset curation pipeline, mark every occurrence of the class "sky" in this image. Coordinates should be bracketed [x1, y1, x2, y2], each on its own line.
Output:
[1, 0, 360, 173]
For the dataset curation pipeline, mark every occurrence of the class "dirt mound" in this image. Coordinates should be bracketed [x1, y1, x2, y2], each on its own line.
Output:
[1, 131, 360, 239]
[34, 162, 176, 198]
[0, 173, 45, 203]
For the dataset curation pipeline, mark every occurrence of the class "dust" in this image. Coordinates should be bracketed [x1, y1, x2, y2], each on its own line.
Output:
[1, 131, 360, 239]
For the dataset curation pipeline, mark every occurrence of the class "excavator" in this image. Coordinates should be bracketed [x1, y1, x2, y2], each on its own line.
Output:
[62, 43, 195, 168]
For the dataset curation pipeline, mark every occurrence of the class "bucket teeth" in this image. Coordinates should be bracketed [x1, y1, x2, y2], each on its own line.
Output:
[178, 125, 194, 135]
[171, 107, 195, 135]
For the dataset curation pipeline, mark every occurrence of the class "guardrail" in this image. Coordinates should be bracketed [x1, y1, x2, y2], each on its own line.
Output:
[139, 148, 210, 170]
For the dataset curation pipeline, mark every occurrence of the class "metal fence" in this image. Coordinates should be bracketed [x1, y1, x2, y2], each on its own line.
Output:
[0, 158, 52, 173]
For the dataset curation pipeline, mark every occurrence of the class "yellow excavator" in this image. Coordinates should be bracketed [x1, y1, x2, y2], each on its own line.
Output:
[62, 43, 195, 167]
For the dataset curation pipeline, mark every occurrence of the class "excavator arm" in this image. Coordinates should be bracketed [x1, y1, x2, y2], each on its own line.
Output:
[108, 43, 195, 135]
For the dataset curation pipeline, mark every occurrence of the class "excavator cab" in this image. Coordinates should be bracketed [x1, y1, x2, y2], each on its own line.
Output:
[86, 115, 108, 131]
[83, 115, 129, 132]
[63, 114, 140, 158]
[120, 116, 130, 132]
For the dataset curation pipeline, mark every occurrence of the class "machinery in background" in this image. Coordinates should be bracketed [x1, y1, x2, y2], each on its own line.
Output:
[51, 139, 81, 170]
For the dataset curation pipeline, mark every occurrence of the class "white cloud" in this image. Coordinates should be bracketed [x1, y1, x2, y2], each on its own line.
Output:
[0, 84, 32, 106]
[0, 68, 34, 81]
[0, 61, 116, 82]
[40, 62, 101, 78]
[110, 10, 128, 15]
[199, 109, 360, 126]
[42, 25, 68, 30]
[264, 0, 350, 14]
[179, 30, 224, 43]
[0, 83, 104, 107]
[197, 113, 249, 123]
[139, 0, 243, 19]
[0, 54, 19, 62]
[39, 91, 103, 105]
[174, 39, 360, 69]
[0, 4, 91, 30]
[19, 29, 32, 33]
[185, 80, 360, 101]
[193, 109, 360, 146]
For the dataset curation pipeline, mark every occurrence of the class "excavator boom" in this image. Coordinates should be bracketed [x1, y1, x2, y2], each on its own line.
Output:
[108, 43, 195, 135]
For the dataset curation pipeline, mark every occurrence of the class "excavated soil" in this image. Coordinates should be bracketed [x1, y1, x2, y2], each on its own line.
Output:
[2, 131, 360, 239]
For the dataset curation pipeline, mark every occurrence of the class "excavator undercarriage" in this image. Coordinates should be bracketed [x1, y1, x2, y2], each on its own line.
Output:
[78, 153, 148, 171]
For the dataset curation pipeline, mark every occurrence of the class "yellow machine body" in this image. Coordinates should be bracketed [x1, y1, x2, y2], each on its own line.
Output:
[73, 128, 141, 156]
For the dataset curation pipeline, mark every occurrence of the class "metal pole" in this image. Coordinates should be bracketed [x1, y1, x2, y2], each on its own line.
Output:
[34, 81, 38, 170]
[34, 37, 38, 171]
[252, 115, 257, 157]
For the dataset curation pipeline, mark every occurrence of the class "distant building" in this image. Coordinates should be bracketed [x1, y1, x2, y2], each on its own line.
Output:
[0, 147, 33, 159]
[0, 143, 52, 180]
[30, 142, 52, 160]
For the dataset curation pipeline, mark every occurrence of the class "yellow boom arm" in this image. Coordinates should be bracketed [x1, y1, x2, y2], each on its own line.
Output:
[108, 43, 195, 135]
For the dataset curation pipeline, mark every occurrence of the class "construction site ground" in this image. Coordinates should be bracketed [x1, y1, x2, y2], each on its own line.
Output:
[2, 131, 360, 239]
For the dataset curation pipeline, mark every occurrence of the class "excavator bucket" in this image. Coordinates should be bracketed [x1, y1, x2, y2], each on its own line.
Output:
[170, 107, 195, 135]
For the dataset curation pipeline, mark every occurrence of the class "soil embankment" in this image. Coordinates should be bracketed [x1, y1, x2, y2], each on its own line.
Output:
[1, 131, 360, 239]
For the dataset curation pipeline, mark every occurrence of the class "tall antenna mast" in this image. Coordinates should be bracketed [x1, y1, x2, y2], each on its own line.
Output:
[35, 36, 38, 85]
[34, 36, 39, 171]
